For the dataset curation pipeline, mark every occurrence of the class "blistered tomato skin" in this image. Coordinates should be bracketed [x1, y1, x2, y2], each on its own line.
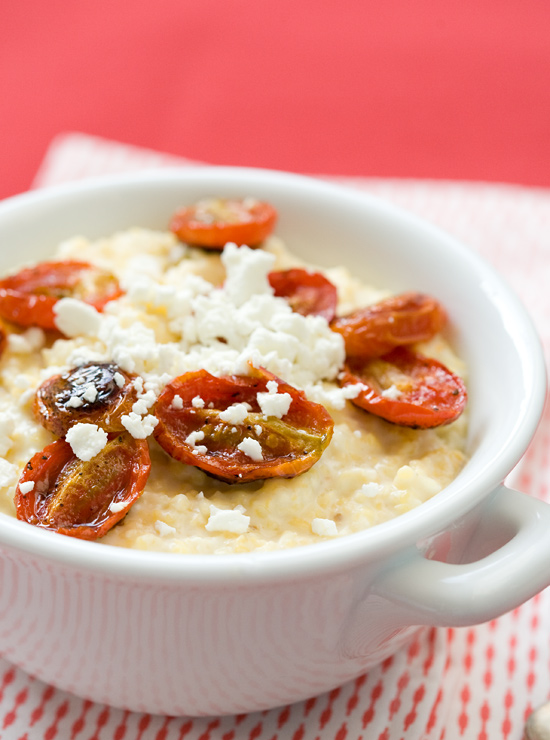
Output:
[330, 292, 447, 359]
[14, 433, 151, 540]
[268, 268, 338, 321]
[34, 363, 138, 437]
[0, 260, 123, 330]
[153, 365, 334, 483]
[340, 347, 467, 429]
[169, 198, 278, 249]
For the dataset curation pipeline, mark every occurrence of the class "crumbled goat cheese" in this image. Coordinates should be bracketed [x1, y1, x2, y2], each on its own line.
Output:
[359, 482, 383, 498]
[113, 372, 126, 388]
[312, 518, 338, 536]
[219, 403, 250, 425]
[266, 380, 278, 394]
[97, 318, 161, 375]
[137, 389, 157, 409]
[381, 384, 402, 400]
[133, 377, 144, 395]
[54, 298, 102, 337]
[94, 241, 344, 391]
[132, 399, 150, 415]
[155, 520, 177, 537]
[304, 382, 367, 410]
[205, 504, 250, 534]
[345, 383, 368, 398]
[66, 395, 84, 408]
[121, 413, 158, 439]
[257, 390, 292, 419]
[185, 430, 204, 445]
[171, 395, 184, 410]
[65, 423, 108, 461]
[191, 395, 205, 408]
[237, 437, 264, 461]
[82, 384, 98, 403]
[109, 501, 127, 513]
[185, 430, 207, 454]
[221, 243, 274, 307]
[18, 480, 35, 494]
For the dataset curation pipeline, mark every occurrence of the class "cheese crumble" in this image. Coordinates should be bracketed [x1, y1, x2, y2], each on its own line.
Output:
[237, 437, 264, 462]
[121, 413, 158, 439]
[54, 298, 101, 337]
[205, 504, 250, 534]
[219, 403, 250, 425]
[109, 501, 127, 513]
[65, 423, 108, 461]
[256, 390, 292, 419]
[171, 395, 184, 410]
[312, 518, 338, 536]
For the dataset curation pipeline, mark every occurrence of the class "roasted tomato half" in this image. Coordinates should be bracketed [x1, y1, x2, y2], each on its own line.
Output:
[0, 260, 123, 330]
[153, 365, 334, 483]
[268, 268, 338, 321]
[34, 362, 139, 437]
[340, 347, 467, 428]
[330, 292, 447, 360]
[14, 433, 151, 540]
[169, 197, 277, 249]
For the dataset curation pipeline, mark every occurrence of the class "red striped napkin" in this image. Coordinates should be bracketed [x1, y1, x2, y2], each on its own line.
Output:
[1, 132, 549, 740]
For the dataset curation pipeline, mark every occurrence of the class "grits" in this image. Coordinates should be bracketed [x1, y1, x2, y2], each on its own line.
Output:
[0, 228, 468, 553]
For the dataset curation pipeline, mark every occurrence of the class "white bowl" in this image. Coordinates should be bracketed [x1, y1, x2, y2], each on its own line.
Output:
[0, 168, 547, 716]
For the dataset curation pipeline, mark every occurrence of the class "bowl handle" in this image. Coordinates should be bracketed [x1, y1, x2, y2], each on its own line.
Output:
[372, 485, 550, 626]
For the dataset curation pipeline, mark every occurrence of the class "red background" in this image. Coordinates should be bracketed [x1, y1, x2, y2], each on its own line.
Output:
[1, 0, 549, 200]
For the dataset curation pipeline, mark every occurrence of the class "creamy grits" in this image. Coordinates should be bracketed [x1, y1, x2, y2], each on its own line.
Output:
[0, 228, 468, 553]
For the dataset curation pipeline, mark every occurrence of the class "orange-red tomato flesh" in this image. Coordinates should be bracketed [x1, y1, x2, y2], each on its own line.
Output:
[0, 260, 123, 330]
[14, 433, 151, 540]
[331, 292, 447, 359]
[268, 268, 338, 321]
[169, 197, 277, 249]
[340, 347, 467, 428]
[34, 363, 138, 437]
[153, 365, 333, 483]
